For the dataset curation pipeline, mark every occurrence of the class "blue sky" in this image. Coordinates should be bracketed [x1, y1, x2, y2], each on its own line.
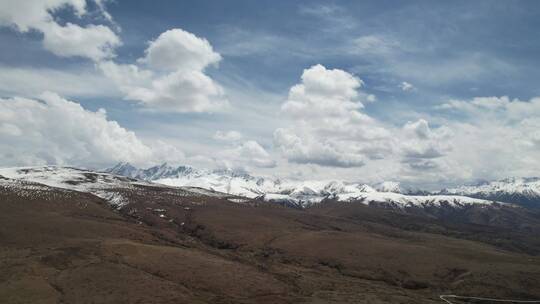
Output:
[1, 0, 540, 188]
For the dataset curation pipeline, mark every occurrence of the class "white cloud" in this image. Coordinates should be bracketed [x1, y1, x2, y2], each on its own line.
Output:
[0, 0, 120, 61]
[399, 81, 415, 91]
[0, 92, 153, 167]
[99, 29, 228, 113]
[274, 64, 394, 167]
[273, 128, 365, 167]
[400, 120, 450, 172]
[372, 95, 540, 186]
[213, 130, 243, 142]
[0, 0, 85, 31]
[138, 29, 221, 72]
[42, 22, 120, 61]
[97, 61, 153, 91]
[272, 64, 460, 187]
[132, 69, 226, 113]
[218, 140, 276, 169]
[432, 96, 540, 182]
[403, 119, 430, 139]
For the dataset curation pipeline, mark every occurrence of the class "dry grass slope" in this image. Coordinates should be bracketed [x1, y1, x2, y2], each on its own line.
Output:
[1, 182, 539, 303]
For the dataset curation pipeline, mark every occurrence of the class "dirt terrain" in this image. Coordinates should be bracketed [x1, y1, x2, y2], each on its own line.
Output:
[1, 179, 540, 303]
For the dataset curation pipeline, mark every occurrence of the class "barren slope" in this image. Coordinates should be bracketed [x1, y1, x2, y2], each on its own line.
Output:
[1, 175, 540, 303]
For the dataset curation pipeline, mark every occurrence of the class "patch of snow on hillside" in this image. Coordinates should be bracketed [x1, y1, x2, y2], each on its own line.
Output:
[0, 167, 141, 207]
[444, 177, 540, 198]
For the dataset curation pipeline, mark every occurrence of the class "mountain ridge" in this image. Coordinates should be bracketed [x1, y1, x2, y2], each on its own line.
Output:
[0, 165, 510, 212]
[440, 177, 540, 208]
[103, 162, 513, 209]
[105, 162, 540, 208]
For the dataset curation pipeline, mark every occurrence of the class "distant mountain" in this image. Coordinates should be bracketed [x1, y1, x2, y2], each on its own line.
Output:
[373, 181, 402, 193]
[440, 177, 540, 208]
[1, 165, 513, 213]
[0, 166, 233, 209]
[104, 163, 509, 209]
[107, 162, 199, 181]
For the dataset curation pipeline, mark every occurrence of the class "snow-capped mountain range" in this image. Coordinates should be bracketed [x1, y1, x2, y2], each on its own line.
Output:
[2, 163, 537, 211]
[106, 162, 408, 198]
[440, 177, 540, 208]
[105, 162, 512, 208]
[0, 166, 234, 209]
[105, 163, 417, 204]
[0, 164, 501, 210]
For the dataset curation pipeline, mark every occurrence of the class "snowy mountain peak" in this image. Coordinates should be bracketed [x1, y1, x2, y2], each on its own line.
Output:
[105, 163, 400, 195]
[0, 166, 235, 209]
[0, 165, 515, 212]
[441, 176, 540, 208]
[357, 184, 377, 193]
[107, 162, 139, 177]
[103, 163, 512, 209]
[374, 181, 402, 193]
[106, 162, 199, 181]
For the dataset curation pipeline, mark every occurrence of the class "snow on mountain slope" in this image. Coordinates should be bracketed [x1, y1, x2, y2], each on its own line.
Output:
[107, 162, 198, 181]
[334, 191, 494, 209]
[157, 175, 384, 206]
[0, 164, 511, 211]
[0, 166, 231, 208]
[108, 163, 387, 199]
[0, 166, 152, 208]
[373, 181, 402, 193]
[261, 183, 498, 208]
[0, 173, 75, 201]
[105, 163, 507, 209]
[441, 177, 540, 208]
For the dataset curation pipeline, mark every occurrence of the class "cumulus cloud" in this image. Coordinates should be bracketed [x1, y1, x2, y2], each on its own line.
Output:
[273, 128, 365, 167]
[138, 29, 221, 72]
[281, 64, 364, 118]
[42, 22, 120, 61]
[214, 130, 243, 142]
[0, 92, 153, 167]
[274, 64, 394, 168]
[401, 119, 450, 159]
[272, 64, 460, 188]
[432, 96, 540, 181]
[332, 95, 540, 187]
[99, 29, 228, 113]
[403, 119, 430, 139]
[0, 0, 120, 61]
[218, 140, 276, 169]
[354, 95, 540, 186]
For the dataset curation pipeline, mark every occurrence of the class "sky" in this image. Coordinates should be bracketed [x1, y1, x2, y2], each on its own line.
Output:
[1, 0, 540, 189]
